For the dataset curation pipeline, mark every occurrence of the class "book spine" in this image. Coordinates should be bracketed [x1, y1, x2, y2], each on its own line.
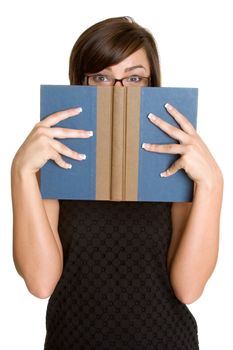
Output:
[111, 88, 127, 201]
[125, 87, 141, 201]
[96, 87, 113, 200]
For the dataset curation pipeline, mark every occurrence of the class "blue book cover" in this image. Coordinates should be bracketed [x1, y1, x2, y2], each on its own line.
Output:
[137, 87, 198, 202]
[40, 85, 198, 202]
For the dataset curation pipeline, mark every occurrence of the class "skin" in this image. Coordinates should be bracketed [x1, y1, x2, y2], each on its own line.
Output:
[11, 48, 223, 302]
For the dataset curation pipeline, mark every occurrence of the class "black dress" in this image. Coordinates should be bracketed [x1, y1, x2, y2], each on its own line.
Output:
[44, 200, 199, 350]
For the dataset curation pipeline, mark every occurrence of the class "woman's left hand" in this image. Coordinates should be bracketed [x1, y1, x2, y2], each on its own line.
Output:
[142, 103, 222, 188]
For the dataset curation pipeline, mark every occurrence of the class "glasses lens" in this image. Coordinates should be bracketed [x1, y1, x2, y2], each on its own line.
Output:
[123, 76, 149, 87]
[88, 75, 113, 86]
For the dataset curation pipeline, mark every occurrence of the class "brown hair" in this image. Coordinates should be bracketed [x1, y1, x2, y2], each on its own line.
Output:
[69, 17, 161, 87]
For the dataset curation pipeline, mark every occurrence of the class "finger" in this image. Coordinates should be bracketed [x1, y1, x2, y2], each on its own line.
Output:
[51, 139, 86, 161]
[46, 127, 93, 139]
[142, 143, 185, 154]
[148, 113, 188, 143]
[49, 151, 73, 170]
[160, 158, 183, 177]
[40, 107, 83, 127]
[165, 103, 196, 135]
[37, 126, 93, 139]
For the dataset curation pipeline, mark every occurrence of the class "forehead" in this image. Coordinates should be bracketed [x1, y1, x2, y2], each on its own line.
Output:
[104, 48, 150, 73]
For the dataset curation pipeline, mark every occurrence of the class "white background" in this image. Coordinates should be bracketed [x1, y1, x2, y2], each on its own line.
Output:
[0, 0, 232, 349]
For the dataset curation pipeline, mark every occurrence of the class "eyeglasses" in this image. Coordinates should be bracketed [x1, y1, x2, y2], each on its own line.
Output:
[85, 74, 151, 87]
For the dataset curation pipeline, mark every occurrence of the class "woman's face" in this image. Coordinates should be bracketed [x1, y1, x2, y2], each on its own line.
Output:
[86, 48, 151, 87]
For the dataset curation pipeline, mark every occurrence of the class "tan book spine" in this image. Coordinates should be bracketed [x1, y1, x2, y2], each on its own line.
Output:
[96, 87, 113, 200]
[125, 87, 141, 201]
[111, 87, 127, 201]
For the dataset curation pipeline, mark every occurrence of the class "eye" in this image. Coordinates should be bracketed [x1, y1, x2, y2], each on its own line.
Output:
[126, 75, 142, 83]
[92, 75, 110, 82]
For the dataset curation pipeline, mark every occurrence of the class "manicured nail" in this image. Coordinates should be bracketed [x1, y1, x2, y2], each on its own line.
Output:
[80, 154, 86, 160]
[148, 113, 157, 121]
[67, 163, 72, 169]
[87, 131, 93, 136]
[142, 143, 150, 149]
[165, 103, 172, 111]
[74, 107, 82, 113]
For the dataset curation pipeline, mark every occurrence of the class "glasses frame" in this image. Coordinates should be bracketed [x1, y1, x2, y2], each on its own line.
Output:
[84, 74, 151, 87]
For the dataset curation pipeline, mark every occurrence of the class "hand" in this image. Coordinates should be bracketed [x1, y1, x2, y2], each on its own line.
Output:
[12, 107, 93, 175]
[142, 103, 222, 188]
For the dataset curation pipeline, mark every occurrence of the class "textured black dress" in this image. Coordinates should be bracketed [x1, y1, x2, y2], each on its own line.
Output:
[44, 200, 199, 350]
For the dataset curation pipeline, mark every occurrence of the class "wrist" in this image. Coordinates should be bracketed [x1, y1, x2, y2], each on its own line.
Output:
[11, 158, 36, 180]
[195, 168, 223, 194]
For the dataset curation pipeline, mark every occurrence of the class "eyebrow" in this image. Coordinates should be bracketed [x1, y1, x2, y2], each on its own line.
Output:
[103, 64, 146, 73]
[124, 65, 146, 72]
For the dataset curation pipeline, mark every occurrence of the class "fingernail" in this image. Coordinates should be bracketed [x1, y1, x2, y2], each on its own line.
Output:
[165, 103, 172, 111]
[87, 131, 93, 136]
[75, 107, 82, 113]
[67, 163, 72, 169]
[148, 113, 157, 121]
[142, 143, 150, 149]
[80, 154, 86, 160]
[160, 172, 166, 177]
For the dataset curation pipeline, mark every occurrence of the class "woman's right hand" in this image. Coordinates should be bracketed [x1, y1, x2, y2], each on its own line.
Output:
[12, 107, 93, 175]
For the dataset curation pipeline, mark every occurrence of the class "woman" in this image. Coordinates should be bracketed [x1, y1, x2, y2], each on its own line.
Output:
[11, 16, 223, 349]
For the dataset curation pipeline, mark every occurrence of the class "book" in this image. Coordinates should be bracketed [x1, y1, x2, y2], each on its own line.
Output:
[40, 85, 198, 202]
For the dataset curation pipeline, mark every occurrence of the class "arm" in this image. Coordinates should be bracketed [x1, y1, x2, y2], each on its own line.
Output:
[143, 103, 223, 303]
[11, 167, 62, 299]
[168, 178, 223, 304]
[11, 107, 92, 298]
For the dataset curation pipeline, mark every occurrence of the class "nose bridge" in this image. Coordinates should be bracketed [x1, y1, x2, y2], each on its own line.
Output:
[114, 80, 123, 87]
